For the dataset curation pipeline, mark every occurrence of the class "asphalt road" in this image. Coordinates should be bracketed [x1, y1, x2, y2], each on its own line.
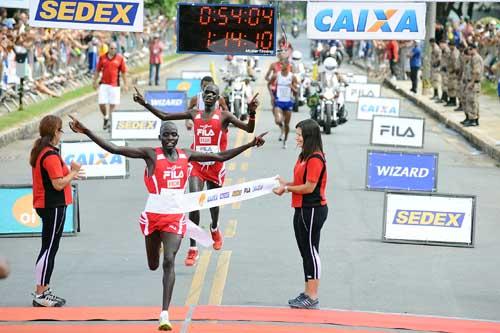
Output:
[1, 33, 500, 322]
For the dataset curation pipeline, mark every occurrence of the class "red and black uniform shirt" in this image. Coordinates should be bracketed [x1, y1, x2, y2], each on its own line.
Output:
[32, 146, 72, 208]
[291, 152, 327, 208]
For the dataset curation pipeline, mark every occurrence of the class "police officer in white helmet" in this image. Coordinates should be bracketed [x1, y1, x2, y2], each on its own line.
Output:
[318, 57, 348, 124]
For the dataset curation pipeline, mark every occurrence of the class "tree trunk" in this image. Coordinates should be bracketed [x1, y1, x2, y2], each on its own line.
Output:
[422, 2, 437, 95]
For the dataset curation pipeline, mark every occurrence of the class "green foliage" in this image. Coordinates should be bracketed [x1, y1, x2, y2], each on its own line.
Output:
[144, 0, 177, 18]
[482, 80, 498, 98]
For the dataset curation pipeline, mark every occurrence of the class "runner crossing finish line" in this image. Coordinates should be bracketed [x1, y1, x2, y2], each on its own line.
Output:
[145, 176, 280, 214]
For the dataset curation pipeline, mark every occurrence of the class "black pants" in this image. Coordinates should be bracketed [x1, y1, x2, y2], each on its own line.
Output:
[390, 59, 398, 77]
[35, 207, 66, 286]
[293, 206, 328, 282]
[149, 63, 161, 85]
[410, 66, 419, 92]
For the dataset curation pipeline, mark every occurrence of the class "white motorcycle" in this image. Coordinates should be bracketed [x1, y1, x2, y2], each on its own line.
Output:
[292, 68, 312, 112]
[314, 73, 348, 134]
[221, 70, 254, 120]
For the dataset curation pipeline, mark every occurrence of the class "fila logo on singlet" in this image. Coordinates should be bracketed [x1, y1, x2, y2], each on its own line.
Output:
[163, 166, 184, 188]
[197, 124, 215, 144]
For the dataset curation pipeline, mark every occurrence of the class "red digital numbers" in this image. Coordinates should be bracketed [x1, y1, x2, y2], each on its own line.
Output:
[260, 8, 273, 24]
[256, 31, 273, 50]
[231, 8, 243, 24]
[199, 6, 211, 25]
[248, 7, 259, 26]
[206, 31, 212, 48]
[224, 32, 243, 48]
[217, 7, 228, 26]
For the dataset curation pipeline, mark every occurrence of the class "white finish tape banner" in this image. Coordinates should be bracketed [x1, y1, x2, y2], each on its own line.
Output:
[145, 176, 280, 214]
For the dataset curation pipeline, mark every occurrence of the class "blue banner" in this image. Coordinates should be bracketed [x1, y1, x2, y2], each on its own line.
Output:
[366, 151, 438, 191]
[0, 185, 78, 236]
[144, 91, 187, 114]
[166, 79, 201, 98]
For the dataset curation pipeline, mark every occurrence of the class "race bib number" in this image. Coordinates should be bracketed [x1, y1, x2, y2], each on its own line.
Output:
[277, 86, 291, 102]
[167, 179, 181, 188]
[196, 145, 220, 166]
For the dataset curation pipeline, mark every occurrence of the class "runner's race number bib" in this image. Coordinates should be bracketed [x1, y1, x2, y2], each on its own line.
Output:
[196, 145, 220, 166]
[277, 85, 291, 102]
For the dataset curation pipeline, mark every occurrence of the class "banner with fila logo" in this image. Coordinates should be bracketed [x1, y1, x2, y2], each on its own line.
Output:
[29, 0, 144, 32]
[371, 116, 425, 148]
[357, 97, 399, 120]
[344, 74, 368, 84]
[0, 184, 79, 237]
[144, 91, 187, 114]
[0, 0, 28, 8]
[307, 2, 426, 40]
[111, 110, 161, 140]
[366, 150, 438, 192]
[383, 192, 476, 247]
[61, 140, 128, 179]
[345, 83, 381, 103]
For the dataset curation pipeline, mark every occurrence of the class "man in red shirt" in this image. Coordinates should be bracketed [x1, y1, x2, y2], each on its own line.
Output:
[386, 40, 399, 80]
[93, 42, 128, 131]
[149, 33, 164, 86]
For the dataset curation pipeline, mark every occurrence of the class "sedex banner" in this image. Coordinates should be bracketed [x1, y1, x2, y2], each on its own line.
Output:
[371, 115, 425, 148]
[383, 191, 476, 247]
[366, 150, 438, 192]
[111, 110, 161, 140]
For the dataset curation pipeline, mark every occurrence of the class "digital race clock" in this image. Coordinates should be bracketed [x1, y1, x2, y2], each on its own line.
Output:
[177, 3, 277, 56]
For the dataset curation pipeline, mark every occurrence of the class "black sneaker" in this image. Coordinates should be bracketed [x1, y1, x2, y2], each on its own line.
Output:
[288, 293, 306, 305]
[32, 289, 65, 307]
[103, 118, 109, 130]
[289, 294, 319, 309]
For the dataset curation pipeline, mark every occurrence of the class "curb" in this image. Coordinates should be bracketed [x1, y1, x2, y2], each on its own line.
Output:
[0, 54, 195, 149]
[353, 61, 500, 163]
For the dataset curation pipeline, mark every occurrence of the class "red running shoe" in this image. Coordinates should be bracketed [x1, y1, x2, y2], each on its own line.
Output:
[211, 229, 223, 250]
[184, 248, 199, 266]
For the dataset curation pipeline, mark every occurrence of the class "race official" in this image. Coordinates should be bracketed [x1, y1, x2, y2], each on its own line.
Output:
[93, 42, 128, 131]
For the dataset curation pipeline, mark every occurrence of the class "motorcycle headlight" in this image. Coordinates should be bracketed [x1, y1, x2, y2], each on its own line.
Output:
[323, 90, 335, 100]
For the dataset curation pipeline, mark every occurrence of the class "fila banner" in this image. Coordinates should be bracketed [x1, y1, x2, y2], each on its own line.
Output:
[345, 83, 381, 103]
[344, 74, 368, 84]
[29, 0, 144, 32]
[111, 111, 161, 140]
[0, 184, 79, 237]
[307, 2, 426, 40]
[144, 91, 187, 114]
[371, 116, 425, 148]
[0, 0, 28, 8]
[357, 97, 399, 120]
[383, 192, 476, 247]
[366, 150, 438, 192]
[61, 140, 129, 179]
[181, 71, 212, 80]
[145, 176, 280, 214]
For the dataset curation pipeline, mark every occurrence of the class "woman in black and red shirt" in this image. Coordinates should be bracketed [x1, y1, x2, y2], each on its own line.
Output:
[30, 115, 81, 307]
[274, 119, 328, 310]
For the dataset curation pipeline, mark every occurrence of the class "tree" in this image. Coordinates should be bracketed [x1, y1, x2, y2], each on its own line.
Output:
[144, 0, 178, 18]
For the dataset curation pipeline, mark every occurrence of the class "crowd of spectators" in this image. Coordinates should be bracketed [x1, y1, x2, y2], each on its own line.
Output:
[0, 8, 175, 109]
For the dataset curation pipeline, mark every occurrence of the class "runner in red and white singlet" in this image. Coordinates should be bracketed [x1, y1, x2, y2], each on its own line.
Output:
[69, 117, 266, 331]
[134, 83, 259, 266]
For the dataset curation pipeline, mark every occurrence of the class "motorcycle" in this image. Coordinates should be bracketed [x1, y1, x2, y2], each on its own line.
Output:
[291, 23, 299, 38]
[292, 67, 312, 112]
[311, 41, 324, 63]
[322, 44, 344, 67]
[309, 75, 348, 134]
[221, 70, 254, 121]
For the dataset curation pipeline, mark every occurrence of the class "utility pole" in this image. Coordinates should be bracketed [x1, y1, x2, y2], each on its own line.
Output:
[422, 2, 436, 96]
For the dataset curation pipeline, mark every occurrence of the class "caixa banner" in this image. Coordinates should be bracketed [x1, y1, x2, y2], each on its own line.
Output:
[366, 150, 438, 192]
[371, 115, 425, 148]
[357, 97, 400, 120]
[0, 184, 79, 237]
[111, 110, 161, 140]
[383, 192, 476, 247]
[29, 0, 144, 32]
[307, 2, 426, 40]
[166, 79, 202, 98]
[144, 91, 187, 114]
[61, 141, 129, 179]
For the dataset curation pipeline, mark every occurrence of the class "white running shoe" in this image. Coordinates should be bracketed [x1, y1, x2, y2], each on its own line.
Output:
[158, 310, 172, 331]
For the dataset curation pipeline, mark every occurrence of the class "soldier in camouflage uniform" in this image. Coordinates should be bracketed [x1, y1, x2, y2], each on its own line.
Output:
[454, 44, 467, 112]
[430, 38, 442, 100]
[446, 41, 460, 107]
[437, 40, 450, 104]
[463, 44, 483, 127]
[459, 47, 472, 122]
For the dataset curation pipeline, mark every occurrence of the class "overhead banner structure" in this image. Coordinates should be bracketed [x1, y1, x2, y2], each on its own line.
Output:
[371, 115, 425, 148]
[144, 91, 187, 114]
[383, 192, 476, 247]
[307, 2, 426, 40]
[111, 111, 161, 140]
[0, 0, 28, 8]
[145, 176, 280, 214]
[357, 97, 400, 120]
[366, 150, 438, 192]
[345, 83, 381, 103]
[166, 78, 201, 98]
[0, 184, 79, 237]
[181, 71, 212, 80]
[61, 141, 129, 179]
[29, 0, 144, 32]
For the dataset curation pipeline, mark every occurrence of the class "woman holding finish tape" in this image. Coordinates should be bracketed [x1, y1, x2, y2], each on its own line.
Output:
[273, 119, 328, 310]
